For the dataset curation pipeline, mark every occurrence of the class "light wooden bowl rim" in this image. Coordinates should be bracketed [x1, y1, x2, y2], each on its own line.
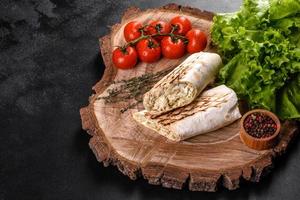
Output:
[240, 109, 281, 143]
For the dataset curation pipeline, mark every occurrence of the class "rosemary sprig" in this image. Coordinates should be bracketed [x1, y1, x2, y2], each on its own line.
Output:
[97, 68, 173, 113]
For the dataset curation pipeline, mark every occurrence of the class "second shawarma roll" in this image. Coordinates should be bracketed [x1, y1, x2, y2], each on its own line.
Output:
[143, 52, 222, 115]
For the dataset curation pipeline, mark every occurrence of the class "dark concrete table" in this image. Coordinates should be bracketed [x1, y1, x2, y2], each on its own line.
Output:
[1, 0, 299, 199]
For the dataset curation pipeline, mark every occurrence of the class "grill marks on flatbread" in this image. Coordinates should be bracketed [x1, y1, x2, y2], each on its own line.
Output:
[153, 64, 191, 89]
[146, 93, 230, 125]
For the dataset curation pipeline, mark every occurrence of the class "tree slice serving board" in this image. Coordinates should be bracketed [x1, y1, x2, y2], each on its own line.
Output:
[80, 4, 299, 191]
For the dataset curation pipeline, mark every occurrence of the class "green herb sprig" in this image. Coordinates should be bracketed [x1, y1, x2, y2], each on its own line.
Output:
[97, 68, 172, 113]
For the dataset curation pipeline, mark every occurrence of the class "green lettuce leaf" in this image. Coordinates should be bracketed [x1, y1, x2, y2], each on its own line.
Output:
[277, 74, 300, 120]
[269, 0, 300, 20]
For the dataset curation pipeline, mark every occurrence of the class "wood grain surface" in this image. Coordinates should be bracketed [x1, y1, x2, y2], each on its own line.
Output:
[80, 4, 299, 191]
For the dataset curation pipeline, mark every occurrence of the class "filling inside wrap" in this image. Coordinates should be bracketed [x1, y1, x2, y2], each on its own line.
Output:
[143, 52, 222, 115]
[143, 82, 197, 113]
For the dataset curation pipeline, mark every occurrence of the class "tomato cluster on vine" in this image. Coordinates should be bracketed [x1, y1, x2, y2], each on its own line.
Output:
[112, 16, 207, 69]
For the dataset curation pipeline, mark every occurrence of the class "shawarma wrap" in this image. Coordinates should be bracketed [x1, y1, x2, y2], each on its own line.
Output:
[143, 52, 222, 115]
[134, 85, 241, 141]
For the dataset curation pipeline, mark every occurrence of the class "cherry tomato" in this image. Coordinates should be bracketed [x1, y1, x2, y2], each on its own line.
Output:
[124, 21, 143, 42]
[112, 46, 138, 69]
[136, 38, 161, 63]
[185, 29, 207, 53]
[161, 36, 186, 59]
[170, 16, 192, 35]
[146, 20, 171, 40]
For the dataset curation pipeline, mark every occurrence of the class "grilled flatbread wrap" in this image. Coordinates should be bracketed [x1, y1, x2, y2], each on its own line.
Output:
[134, 85, 241, 142]
[143, 52, 222, 115]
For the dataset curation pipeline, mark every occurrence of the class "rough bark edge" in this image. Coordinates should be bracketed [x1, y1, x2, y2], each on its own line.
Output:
[80, 4, 300, 191]
[80, 106, 141, 180]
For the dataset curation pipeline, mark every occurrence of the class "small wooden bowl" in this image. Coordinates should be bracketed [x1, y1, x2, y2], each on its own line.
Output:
[240, 109, 281, 150]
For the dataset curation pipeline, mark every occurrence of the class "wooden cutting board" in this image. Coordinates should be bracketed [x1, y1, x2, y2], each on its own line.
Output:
[80, 4, 299, 191]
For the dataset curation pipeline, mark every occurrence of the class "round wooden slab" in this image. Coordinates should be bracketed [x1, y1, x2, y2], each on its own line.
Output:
[80, 4, 299, 191]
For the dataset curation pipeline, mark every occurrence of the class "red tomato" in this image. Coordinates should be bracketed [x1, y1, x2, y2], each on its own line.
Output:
[124, 21, 143, 42]
[170, 16, 192, 35]
[186, 29, 207, 53]
[161, 36, 186, 59]
[136, 38, 161, 63]
[112, 46, 138, 69]
[146, 20, 171, 40]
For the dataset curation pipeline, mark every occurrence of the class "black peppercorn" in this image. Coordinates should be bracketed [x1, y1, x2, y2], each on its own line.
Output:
[243, 112, 277, 138]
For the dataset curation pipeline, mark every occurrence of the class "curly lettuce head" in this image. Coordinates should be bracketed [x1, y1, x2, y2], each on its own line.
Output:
[212, 0, 300, 120]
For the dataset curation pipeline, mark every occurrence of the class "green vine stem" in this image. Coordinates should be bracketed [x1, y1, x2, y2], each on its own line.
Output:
[124, 25, 188, 48]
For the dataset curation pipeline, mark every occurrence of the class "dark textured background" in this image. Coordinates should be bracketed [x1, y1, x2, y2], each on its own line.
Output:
[1, 0, 300, 199]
